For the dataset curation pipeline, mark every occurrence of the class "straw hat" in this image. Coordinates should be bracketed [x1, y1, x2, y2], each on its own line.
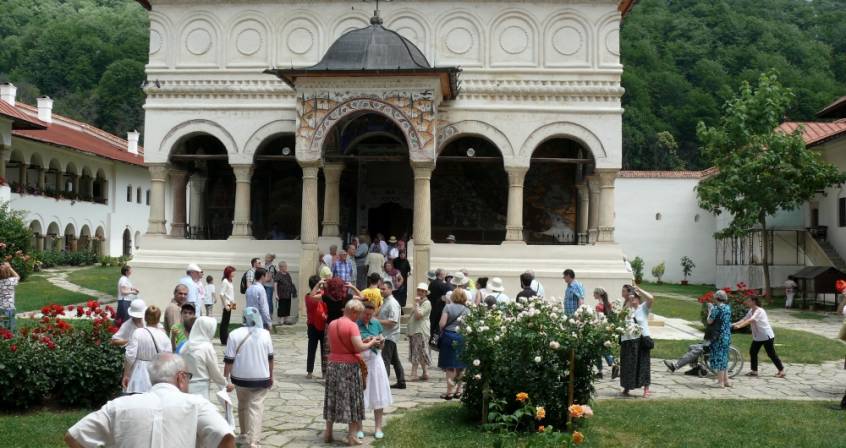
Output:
[450, 271, 468, 286]
[488, 277, 505, 293]
[186, 263, 202, 273]
[416, 282, 429, 291]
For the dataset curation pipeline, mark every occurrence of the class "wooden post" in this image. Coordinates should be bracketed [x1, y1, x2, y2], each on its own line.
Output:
[481, 382, 489, 424]
[568, 348, 575, 408]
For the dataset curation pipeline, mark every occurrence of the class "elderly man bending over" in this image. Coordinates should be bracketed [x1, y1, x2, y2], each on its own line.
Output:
[65, 353, 235, 448]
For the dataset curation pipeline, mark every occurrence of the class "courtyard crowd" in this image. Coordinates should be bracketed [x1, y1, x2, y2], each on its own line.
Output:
[58, 233, 843, 447]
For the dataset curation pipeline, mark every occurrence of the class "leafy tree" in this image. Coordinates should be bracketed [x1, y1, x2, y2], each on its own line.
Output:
[696, 72, 846, 298]
[94, 59, 146, 135]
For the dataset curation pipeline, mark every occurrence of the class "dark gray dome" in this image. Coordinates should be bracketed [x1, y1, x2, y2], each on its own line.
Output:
[308, 20, 431, 71]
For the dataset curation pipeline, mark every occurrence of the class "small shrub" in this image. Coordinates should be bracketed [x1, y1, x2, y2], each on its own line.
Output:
[460, 299, 632, 430]
[0, 202, 34, 280]
[33, 250, 98, 269]
[100, 255, 130, 267]
[0, 301, 121, 409]
[680, 256, 696, 282]
[651, 262, 666, 284]
[630, 257, 644, 283]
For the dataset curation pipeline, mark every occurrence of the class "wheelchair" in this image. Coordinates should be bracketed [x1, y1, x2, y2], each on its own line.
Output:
[695, 344, 744, 378]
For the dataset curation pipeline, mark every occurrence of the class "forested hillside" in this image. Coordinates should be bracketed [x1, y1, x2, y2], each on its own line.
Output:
[0, 0, 843, 169]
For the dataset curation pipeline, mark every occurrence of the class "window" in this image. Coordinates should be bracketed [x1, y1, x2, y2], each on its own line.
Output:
[655, 213, 662, 221]
[145, 190, 150, 205]
[839, 198, 846, 227]
[126, 185, 132, 202]
[136, 187, 142, 204]
[694, 214, 700, 223]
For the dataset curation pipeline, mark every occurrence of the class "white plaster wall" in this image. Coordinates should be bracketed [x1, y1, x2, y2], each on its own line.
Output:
[818, 137, 846, 258]
[5, 136, 150, 256]
[615, 177, 717, 284]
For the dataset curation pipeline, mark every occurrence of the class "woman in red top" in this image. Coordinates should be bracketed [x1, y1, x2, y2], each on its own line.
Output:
[305, 275, 328, 379]
[323, 299, 378, 446]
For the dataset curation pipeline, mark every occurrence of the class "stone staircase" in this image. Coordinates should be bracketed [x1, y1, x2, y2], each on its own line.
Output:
[816, 239, 846, 271]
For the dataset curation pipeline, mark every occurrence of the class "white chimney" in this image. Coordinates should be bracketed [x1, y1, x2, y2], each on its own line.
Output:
[127, 130, 140, 154]
[37, 96, 53, 124]
[0, 83, 16, 106]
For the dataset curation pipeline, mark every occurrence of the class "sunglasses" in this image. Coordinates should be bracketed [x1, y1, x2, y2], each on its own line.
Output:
[178, 370, 194, 380]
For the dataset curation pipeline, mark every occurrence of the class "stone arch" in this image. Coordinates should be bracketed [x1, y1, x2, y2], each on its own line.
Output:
[519, 122, 606, 164]
[159, 119, 239, 159]
[243, 119, 296, 160]
[122, 228, 132, 257]
[437, 120, 514, 158]
[29, 218, 43, 234]
[306, 98, 429, 163]
[64, 221, 77, 238]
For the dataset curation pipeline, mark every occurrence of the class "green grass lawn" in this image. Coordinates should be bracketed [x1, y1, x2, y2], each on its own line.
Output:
[14, 275, 92, 312]
[652, 326, 845, 364]
[376, 400, 846, 448]
[66, 266, 120, 297]
[0, 409, 88, 448]
[653, 296, 702, 321]
[640, 282, 714, 299]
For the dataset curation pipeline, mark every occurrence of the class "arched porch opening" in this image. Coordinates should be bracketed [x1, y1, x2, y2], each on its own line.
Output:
[29, 221, 43, 252]
[46, 222, 61, 251]
[321, 112, 414, 243]
[63, 223, 77, 252]
[251, 134, 302, 239]
[524, 138, 594, 245]
[432, 136, 507, 244]
[169, 133, 234, 239]
[122, 228, 132, 256]
[79, 225, 92, 252]
[94, 226, 106, 256]
[5, 150, 25, 190]
[27, 153, 43, 191]
[63, 163, 78, 198]
[93, 169, 108, 204]
[46, 159, 61, 196]
[80, 168, 94, 201]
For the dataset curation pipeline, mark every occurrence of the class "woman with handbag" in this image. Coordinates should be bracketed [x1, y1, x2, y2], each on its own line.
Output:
[305, 275, 328, 379]
[122, 306, 172, 394]
[619, 284, 654, 398]
[707, 290, 733, 388]
[438, 289, 470, 400]
[324, 299, 380, 446]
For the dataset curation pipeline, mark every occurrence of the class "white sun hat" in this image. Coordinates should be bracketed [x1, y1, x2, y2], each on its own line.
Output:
[488, 277, 505, 293]
[128, 298, 147, 319]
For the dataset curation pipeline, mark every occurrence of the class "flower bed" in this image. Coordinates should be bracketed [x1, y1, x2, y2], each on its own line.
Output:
[0, 301, 123, 409]
[460, 298, 630, 431]
[697, 283, 755, 328]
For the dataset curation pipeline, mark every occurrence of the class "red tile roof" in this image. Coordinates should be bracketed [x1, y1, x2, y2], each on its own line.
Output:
[0, 100, 47, 130]
[10, 103, 145, 166]
[618, 167, 718, 179]
[777, 119, 846, 147]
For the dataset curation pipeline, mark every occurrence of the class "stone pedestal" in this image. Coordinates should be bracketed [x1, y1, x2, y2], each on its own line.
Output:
[230, 165, 254, 239]
[321, 163, 344, 237]
[503, 166, 528, 244]
[146, 164, 169, 236]
[169, 169, 189, 238]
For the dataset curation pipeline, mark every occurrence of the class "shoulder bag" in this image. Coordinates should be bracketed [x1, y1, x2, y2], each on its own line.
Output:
[632, 315, 654, 350]
[704, 307, 723, 342]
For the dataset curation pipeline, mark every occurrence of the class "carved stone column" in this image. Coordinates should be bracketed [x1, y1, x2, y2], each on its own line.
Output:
[321, 163, 344, 237]
[576, 182, 589, 245]
[19, 163, 27, 188]
[169, 169, 189, 238]
[597, 169, 618, 243]
[412, 162, 434, 285]
[298, 162, 321, 312]
[146, 164, 168, 236]
[189, 175, 207, 235]
[68, 235, 78, 252]
[230, 164, 254, 239]
[503, 166, 528, 244]
[587, 175, 600, 244]
[72, 173, 79, 196]
[35, 235, 44, 252]
[37, 167, 45, 190]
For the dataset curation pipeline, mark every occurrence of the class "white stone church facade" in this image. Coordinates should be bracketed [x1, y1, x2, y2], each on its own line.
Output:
[132, 0, 637, 313]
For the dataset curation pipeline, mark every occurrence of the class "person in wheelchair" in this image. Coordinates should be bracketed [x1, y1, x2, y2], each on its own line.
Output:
[663, 341, 710, 374]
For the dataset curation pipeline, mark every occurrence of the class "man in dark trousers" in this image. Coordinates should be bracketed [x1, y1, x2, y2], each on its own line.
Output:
[427, 268, 451, 346]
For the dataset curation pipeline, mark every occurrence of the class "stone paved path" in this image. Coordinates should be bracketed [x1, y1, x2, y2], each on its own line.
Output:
[42, 267, 115, 303]
[215, 322, 846, 448]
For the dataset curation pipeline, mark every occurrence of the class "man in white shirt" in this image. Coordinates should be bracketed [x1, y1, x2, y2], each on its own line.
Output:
[116, 265, 139, 324]
[179, 264, 203, 311]
[65, 353, 235, 448]
[378, 280, 406, 389]
[245, 268, 271, 330]
[245, 258, 260, 290]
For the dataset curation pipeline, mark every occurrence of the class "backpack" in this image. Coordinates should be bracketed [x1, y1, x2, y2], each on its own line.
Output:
[240, 271, 249, 294]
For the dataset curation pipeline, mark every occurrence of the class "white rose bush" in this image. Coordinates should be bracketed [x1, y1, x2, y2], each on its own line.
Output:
[459, 297, 627, 429]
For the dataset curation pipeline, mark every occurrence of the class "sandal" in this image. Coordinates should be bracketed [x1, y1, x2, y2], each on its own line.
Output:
[775, 372, 786, 378]
[440, 393, 453, 400]
[453, 391, 462, 399]
[419, 374, 429, 381]
[744, 371, 758, 377]
[642, 390, 651, 399]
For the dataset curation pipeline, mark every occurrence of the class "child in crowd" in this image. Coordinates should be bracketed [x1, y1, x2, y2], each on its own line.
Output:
[204, 275, 216, 316]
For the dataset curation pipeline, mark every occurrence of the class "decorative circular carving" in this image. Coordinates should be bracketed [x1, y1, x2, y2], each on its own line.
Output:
[396, 26, 419, 44]
[445, 27, 473, 55]
[287, 27, 314, 54]
[186, 28, 212, 55]
[605, 29, 620, 56]
[236, 28, 262, 56]
[552, 26, 582, 56]
[149, 30, 162, 55]
[499, 26, 528, 55]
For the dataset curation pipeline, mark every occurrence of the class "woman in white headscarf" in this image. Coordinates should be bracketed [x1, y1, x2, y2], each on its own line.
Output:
[183, 316, 230, 398]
